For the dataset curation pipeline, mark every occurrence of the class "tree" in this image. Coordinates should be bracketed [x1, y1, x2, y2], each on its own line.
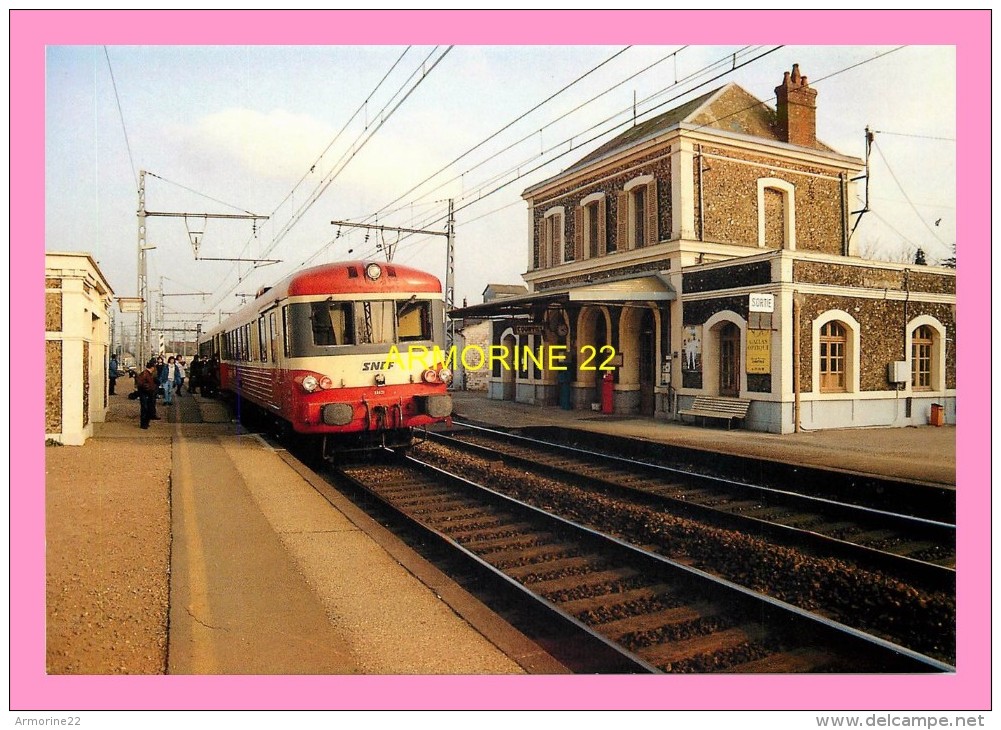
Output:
[913, 248, 927, 265]
[940, 244, 956, 269]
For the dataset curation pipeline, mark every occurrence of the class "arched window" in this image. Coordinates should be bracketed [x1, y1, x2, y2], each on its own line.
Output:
[539, 207, 566, 268]
[576, 193, 607, 259]
[617, 175, 658, 250]
[819, 320, 847, 392]
[911, 325, 934, 390]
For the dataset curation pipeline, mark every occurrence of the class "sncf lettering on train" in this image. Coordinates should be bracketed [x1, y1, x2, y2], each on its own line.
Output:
[362, 361, 396, 371]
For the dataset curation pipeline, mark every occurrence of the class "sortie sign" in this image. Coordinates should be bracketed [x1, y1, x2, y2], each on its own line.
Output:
[749, 293, 774, 313]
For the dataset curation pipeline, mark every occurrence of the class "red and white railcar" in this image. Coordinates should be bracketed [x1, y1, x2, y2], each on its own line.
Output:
[198, 260, 453, 455]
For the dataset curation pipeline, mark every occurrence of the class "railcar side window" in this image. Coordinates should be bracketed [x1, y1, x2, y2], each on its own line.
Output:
[282, 306, 291, 357]
[269, 312, 278, 362]
[397, 300, 432, 341]
[310, 302, 354, 346]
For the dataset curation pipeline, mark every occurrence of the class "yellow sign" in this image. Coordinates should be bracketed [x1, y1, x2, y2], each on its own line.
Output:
[746, 329, 771, 374]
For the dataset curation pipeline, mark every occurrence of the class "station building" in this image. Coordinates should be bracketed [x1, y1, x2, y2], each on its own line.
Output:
[452, 66, 956, 433]
[45, 252, 116, 445]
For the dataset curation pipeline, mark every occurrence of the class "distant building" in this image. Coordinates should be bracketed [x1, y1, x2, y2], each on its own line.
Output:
[45, 252, 115, 445]
[452, 66, 955, 432]
[454, 284, 528, 391]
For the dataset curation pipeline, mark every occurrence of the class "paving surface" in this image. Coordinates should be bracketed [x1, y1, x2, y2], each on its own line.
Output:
[45, 387, 535, 675]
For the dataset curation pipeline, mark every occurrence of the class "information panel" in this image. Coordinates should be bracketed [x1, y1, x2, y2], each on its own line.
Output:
[746, 328, 771, 374]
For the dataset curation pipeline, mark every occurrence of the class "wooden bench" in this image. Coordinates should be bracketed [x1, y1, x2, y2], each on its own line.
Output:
[678, 396, 751, 430]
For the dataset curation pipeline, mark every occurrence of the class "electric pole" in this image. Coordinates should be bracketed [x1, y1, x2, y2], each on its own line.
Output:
[137, 168, 270, 357]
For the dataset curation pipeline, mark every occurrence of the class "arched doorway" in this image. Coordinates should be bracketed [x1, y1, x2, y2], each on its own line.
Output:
[719, 322, 740, 397]
[576, 306, 609, 406]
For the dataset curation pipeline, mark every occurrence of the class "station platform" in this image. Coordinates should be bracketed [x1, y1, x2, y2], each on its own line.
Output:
[448, 390, 956, 487]
[45, 387, 557, 676]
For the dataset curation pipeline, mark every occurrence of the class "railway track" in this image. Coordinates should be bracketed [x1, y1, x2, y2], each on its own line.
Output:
[333, 453, 951, 674]
[429, 423, 955, 589]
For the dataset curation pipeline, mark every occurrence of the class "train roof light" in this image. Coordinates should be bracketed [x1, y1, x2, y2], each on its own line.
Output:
[365, 263, 383, 281]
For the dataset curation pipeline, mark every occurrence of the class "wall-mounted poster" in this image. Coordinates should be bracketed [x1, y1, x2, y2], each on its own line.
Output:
[746, 328, 771, 374]
[682, 325, 702, 372]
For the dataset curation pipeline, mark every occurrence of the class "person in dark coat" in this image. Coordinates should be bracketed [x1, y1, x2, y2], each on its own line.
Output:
[187, 354, 202, 394]
[136, 359, 160, 429]
[202, 355, 221, 397]
[109, 354, 120, 395]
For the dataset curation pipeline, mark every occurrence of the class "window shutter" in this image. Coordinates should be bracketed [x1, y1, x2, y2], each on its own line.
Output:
[552, 216, 562, 266]
[598, 196, 607, 255]
[574, 206, 583, 261]
[536, 218, 547, 269]
[616, 190, 629, 251]
[646, 179, 659, 247]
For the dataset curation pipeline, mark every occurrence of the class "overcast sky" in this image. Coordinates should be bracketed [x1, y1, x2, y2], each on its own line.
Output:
[44, 43, 956, 336]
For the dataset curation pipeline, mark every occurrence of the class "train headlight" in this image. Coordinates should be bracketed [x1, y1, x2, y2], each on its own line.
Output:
[301, 375, 319, 393]
[365, 263, 382, 281]
[421, 368, 440, 384]
[319, 376, 334, 390]
[374, 373, 386, 386]
[438, 368, 453, 385]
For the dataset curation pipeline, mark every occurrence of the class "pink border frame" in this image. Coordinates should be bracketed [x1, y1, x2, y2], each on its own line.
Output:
[14, 10, 989, 711]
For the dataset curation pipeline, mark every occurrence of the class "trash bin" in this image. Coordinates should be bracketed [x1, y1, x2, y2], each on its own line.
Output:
[929, 403, 944, 426]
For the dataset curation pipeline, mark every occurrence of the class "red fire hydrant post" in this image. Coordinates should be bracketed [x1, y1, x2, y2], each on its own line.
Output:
[601, 371, 615, 414]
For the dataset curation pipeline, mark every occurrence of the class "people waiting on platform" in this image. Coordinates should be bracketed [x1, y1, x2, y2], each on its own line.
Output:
[160, 356, 182, 405]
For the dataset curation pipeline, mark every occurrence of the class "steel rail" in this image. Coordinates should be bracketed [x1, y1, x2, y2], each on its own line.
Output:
[337, 450, 953, 674]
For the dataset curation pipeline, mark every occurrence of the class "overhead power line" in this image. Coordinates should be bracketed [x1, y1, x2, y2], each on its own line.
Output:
[201, 46, 454, 316]
[103, 46, 138, 191]
[872, 139, 953, 254]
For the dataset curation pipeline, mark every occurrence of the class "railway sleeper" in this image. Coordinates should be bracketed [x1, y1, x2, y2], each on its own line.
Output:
[431, 514, 519, 532]
[504, 555, 612, 582]
[452, 522, 544, 547]
[488, 545, 585, 570]
[558, 583, 680, 617]
[536, 567, 644, 596]
[726, 648, 837, 674]
[718, 499, 767, 514]
[417, 504, 493, 521]
[462, 530, 560, 553]
[639, 625, 765, 669]
[597, 601, 729, 641]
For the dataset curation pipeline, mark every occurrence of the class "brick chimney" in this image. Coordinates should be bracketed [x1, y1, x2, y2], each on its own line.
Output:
[774, 64, 818, 147]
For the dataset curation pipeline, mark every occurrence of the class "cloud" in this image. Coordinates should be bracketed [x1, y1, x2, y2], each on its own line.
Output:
[181, 108, 336, 180]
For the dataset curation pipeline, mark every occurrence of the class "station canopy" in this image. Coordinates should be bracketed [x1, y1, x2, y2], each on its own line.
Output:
[450, 271, 675, 320]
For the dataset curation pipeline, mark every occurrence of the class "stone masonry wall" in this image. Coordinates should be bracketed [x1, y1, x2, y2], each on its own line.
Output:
[532, 147, 672, 268]
[797, 295, 956, 393]
[46, 340, 62, 433]
[694, 145, 845, 253]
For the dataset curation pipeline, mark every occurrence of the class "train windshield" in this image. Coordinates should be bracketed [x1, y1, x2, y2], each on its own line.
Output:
[293, 299, 433, 354]
[310, 302, 354, 346]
